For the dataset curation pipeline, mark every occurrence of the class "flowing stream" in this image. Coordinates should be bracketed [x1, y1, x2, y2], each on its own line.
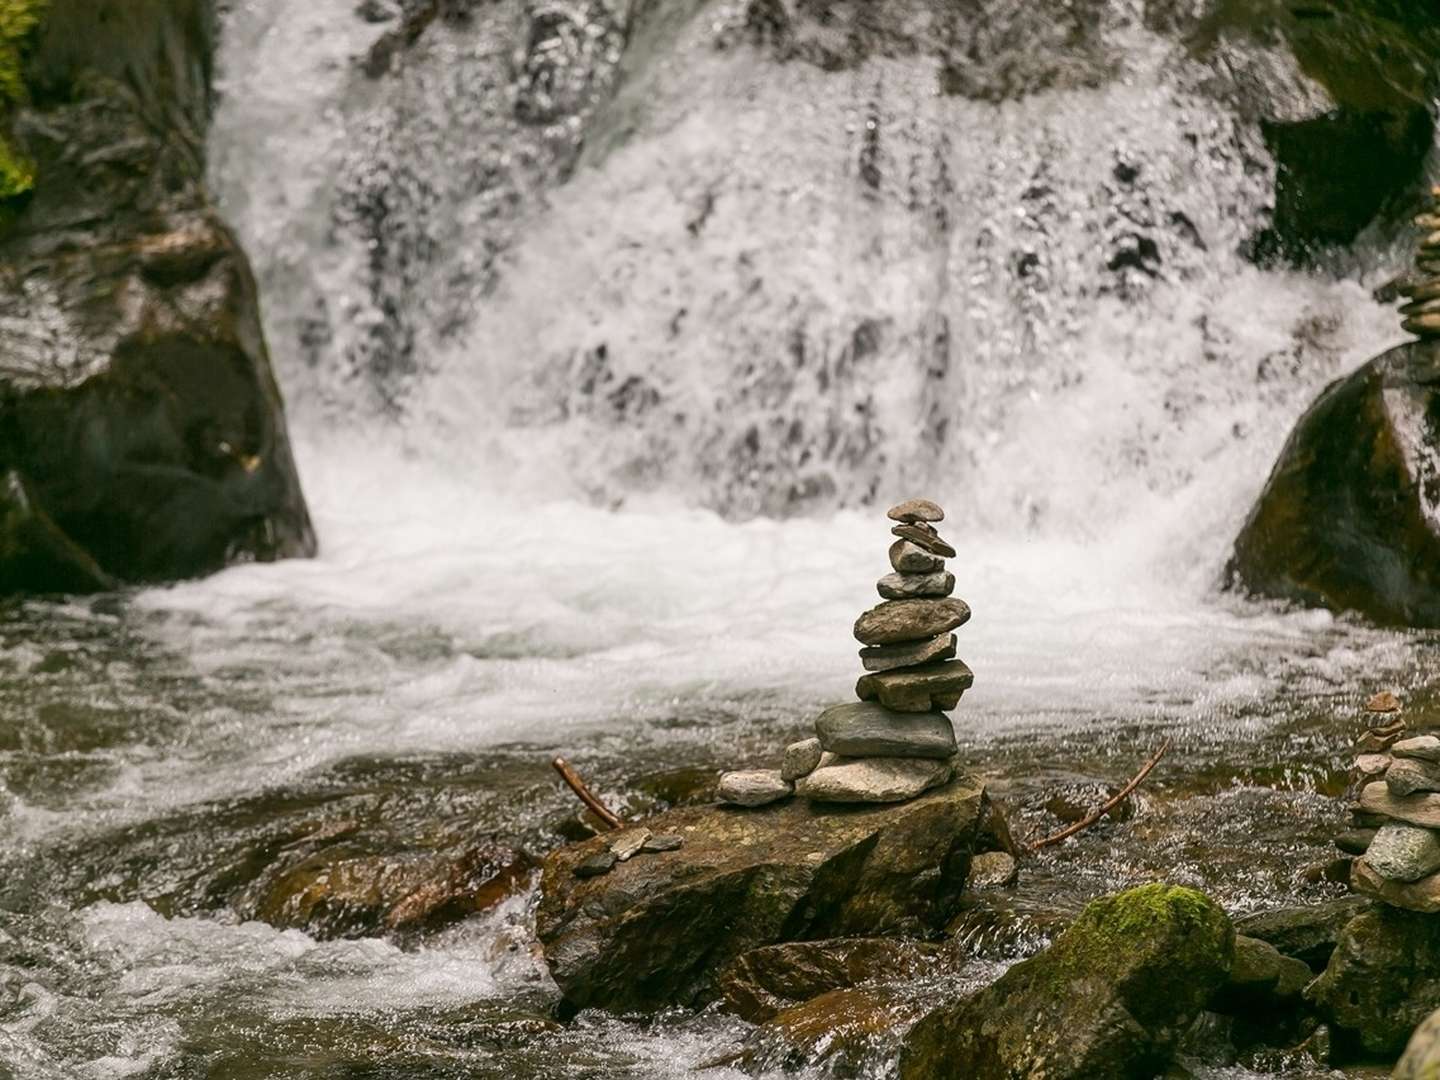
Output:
[2, 1, 1439, 1076]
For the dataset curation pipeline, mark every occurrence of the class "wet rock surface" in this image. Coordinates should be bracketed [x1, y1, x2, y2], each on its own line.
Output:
[900, 884, 1234, 1080]
[1234, 897, 1373, 972]
[717, 937, 940, 1022]
[1227, 340, 1440, 627]
[535, 777, 987, 1015]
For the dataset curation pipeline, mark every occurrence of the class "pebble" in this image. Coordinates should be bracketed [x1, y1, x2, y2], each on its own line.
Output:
[858, 632, 956, 674]
[815, 701, 957, 758]
[877, 571, 955, 600]
[853, 597, 970, 646]
[575, 851, 618, 878]
[1387, 758, 1440, 797]
[890, 523, 957, 558]
[781, 737, 824, 781]
[641, 833, 684, 853]
[719, 769, 794, 807]
[1394, 736, 1440, 762]
[888, 540, 944, 573]
[855, 659, 975, 713]
[968, 851, 1019, 889]
[795, 756, 953, 804]
[886, 498, 945, 523]
[1366, 823, 1440, 882]
[610, 828, 652, 861]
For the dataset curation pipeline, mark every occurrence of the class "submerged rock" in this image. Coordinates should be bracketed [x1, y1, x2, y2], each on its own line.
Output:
[718, 937, 939, 1022]
[1226, 340, 1440, 627]
[899, 884, 1234, 1080]
[1306, 904, 1440, 1057]
[0, 0, 315, 591]
[536, 777, 988, 1015]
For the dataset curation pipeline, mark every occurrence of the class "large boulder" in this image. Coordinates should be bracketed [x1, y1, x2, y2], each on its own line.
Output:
[899, 883, 1235, 1080]
[1395, 1005, 1440, 1080]
[1306, 904, 1440, 1059]
[536, 777, 988, 1015]
[0, 0, 315, 592]
[1227, 341, 1440, 627]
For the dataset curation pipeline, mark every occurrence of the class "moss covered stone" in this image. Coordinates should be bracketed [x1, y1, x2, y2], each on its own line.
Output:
[900, 883, 1234, 1080]
[0, 0, 45, 202]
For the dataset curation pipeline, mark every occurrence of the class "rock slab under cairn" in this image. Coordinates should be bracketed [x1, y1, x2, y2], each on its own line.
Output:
[877, 571, 955, 600]
[887, 499, 945, 523]
[815, 702, 957, 759]
[854, 598, 970, 646]
[781, 738, 824, 782]
[856, 660, 974, 713]
[719, 770, 793, 807]
[796, 757, 954, 803]
[1366, 823, 1440, 883]
[889, 540, 944, 574]
[859, 633, 956, 674]
[1360, 782, 1440, 828]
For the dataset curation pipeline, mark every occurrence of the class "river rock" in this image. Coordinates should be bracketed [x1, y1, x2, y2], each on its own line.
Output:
[780, 738, 824, 781]
[719, 769, 793, 807]
[749, 985, 925, 1074]
[575, 851, 617, 877]
[859, 632, 956, 674]
[1352, 858, 1440, 912]
[1366, 823, 1440, 882]
[968, 850, 1018, 888]
[0, 0, 316, 593]
[1354, 753, 1392, 779]
[1234, 897, 1372, 971]
[796, 757, 953, 803]
[890, 523, 957, 558]
[814, 702, 956, 758]
[1367, 690, 1404, 713]
[718, 937, 940, 1022]
[853, 598, 971, 645]
[1395, 735, 1440, 762]
[641, 833, 684, 853]
[536, 777, 989, 1014]
[1357, 721, 1408, 753]
[855, 660, 975, 712]
[1306, 904, 1440, 1056]
[610, 828, 651, 861]
[1211, 935, 1314, 1014]
[1394, 1005, 1440, 1080]
[887, 499, 944, 523]
[877, 570, 955, 600]
[1358, 781, 1440, 828]
[889, 540, 944, 573]
[899, 884, 1234, 1080]
[1225, 339, 1440, 627]
[1335, 828, 1376, 855]
[1388, 758, 1440, 796]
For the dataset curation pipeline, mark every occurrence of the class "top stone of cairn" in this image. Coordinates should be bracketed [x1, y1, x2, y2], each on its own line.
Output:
[887, 498, 944, 524]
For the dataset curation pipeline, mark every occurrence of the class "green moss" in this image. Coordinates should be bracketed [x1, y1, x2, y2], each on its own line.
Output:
[0, 0, 46, 203]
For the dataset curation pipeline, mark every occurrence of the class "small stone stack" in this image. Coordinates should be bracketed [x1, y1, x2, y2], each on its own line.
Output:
[1399, 187, 1440, 339]
[1340, 694, 1440, 912]
[720, 498, 973, 806]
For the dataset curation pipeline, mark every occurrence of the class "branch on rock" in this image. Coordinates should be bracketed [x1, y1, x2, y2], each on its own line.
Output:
[552, 756, 625, 832]
[1028, 738, 1172, 854]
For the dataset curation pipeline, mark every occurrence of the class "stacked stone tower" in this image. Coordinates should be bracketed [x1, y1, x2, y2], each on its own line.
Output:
[720, 498, 973, 806]
[1400, 187, 1440, 339]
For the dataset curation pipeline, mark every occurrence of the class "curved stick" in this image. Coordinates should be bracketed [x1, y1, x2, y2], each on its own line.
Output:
[552, 756, 625, 832]
[1029, 738, 1172, 853]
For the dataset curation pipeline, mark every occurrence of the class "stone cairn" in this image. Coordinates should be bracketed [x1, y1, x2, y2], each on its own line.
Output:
[719, 498, 972, 806]
[1400, 187, 1440, 340]
[1339, 693, 1440, 912]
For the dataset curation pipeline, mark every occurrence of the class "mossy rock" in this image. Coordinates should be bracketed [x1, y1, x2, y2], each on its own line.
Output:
[899, 883, 1235, 1080]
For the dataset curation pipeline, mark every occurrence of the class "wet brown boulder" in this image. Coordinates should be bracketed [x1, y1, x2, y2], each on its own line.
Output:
[1227, 341, 1440, 627]
[536, 777, 988, 1016]
[0, 0, 314, 592]
[718, 937, 940, 1022]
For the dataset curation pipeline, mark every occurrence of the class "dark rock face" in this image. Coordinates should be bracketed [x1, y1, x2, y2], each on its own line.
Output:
[536, 777, 988, 1016]
[0, 0, 315, 591]
[1234, 897, 1372, 972]
[1227, 341, 1440, 627]
[718, 937, 939, 1022]
[899, 884, 1234, 1080]
[1306, 904, 1440, 1058]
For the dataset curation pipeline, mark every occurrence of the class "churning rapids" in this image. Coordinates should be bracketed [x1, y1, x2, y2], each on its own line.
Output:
[3, 0, 1440, 1077]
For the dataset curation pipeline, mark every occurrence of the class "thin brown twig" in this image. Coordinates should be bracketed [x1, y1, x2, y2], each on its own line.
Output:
[1028, 737, 1173, 853]
[552, 756, 625, 832]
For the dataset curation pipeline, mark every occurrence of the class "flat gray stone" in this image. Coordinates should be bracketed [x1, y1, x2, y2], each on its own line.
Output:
[888, 540, 944, 574]
[575, 851, 617, 877]
[856, 660, 974, 713]
[1359, 782, 1440, 828]
[1395, 736, 1440, 762]
[859, 633, 956, 674]
[890, 523, 956, 558]
[854, 598, 970, 646]
[610, 828, 651, 861]
[1388, 758, 1440, 796]
[1367, 823, 1440, 882]
[719, 769, 794, 807]
[796, 757, 953, 803]
[815, 702, 956, 759]
[781, 737, 824, 782]
[877, 571, 955, 600]
[887, 498, 944, 523]
[641, 833, 684, 853]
